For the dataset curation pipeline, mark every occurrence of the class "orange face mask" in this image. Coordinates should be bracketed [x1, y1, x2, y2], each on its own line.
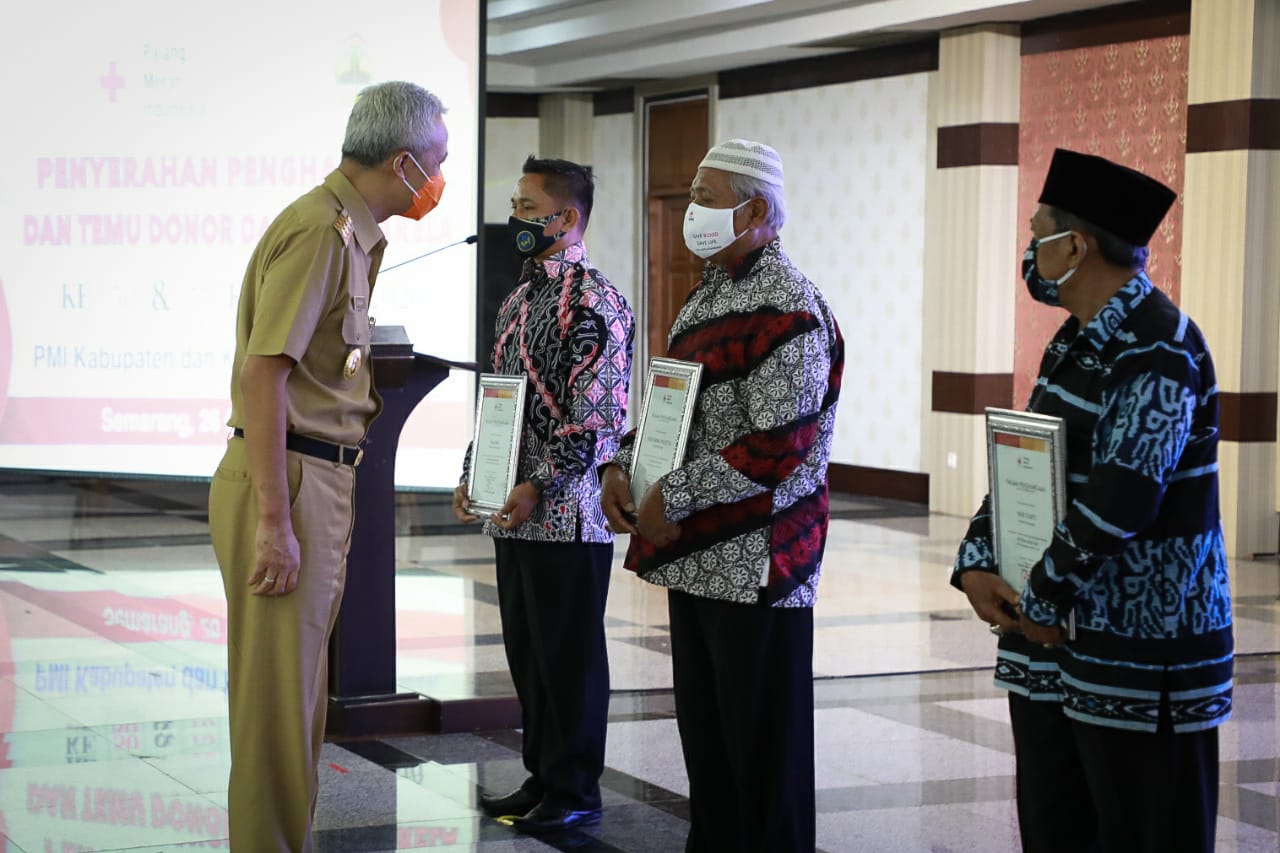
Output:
[398, 153, 445, 220]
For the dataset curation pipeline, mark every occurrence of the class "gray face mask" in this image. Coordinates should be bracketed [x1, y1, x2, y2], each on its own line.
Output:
[1022, 230, 1083, 306]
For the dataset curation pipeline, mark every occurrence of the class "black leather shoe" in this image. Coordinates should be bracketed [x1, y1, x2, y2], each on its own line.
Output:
[510, 802, 602, 834]
[479, 787, 542, 818]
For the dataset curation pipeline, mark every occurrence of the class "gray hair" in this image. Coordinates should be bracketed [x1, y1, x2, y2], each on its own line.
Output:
[1048, 206, 1148, 271]
[341, 82, 446, 167]
[725, 170, 787, 231]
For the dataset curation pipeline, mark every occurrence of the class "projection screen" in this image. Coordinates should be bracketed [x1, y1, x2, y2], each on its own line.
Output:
[0, 0, 480, 488]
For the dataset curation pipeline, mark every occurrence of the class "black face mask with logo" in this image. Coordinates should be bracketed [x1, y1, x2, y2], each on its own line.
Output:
[509, 211, 563, 258]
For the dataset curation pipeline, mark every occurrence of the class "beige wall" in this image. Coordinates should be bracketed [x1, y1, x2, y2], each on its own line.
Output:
[1181, 0, 1280, 554]
[921, 26, 1021, 517]
[587, 113, 640, 315]
[483, 117, 538, 223]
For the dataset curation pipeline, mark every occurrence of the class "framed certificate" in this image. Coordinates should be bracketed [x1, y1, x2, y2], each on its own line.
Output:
[985, 408, 1067, 591]
[467, 374, 527, 514]
[985, 407, 1075, 637]
[629, 357, 703, 507]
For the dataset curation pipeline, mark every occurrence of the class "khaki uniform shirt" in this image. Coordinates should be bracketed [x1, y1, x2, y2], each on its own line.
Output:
[226, 170, 386, 445]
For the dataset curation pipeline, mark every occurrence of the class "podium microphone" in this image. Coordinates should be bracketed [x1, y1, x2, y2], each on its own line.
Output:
[381, 234, 478, 273]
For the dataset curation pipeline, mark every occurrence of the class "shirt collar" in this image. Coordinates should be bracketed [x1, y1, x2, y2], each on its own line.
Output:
[705, 238, 780, 286]
[1078, 272, 1153, 352]
[525, 241, 588, 281]
[323, 169, 385, 254]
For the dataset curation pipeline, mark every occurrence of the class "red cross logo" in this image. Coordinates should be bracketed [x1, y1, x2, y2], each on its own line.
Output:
[100, 61, 125, 103]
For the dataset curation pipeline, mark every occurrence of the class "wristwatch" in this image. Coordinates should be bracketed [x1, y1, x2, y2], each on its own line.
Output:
[527, 476, 550, 495]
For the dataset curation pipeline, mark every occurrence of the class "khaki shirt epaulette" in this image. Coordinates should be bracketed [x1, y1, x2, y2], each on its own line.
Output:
[334, 210, 353, 246]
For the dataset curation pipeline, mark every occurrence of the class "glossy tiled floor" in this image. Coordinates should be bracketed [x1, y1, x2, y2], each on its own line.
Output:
[1, 471, 1277, 851]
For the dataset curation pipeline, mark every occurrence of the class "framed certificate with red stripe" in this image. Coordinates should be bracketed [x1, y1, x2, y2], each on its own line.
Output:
[630, 357, 703, 508]
[985, 407, 1074, 637]
[468, 374, 527, 514]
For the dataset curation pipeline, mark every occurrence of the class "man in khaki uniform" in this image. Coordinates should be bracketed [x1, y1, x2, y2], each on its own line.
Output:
[209, 81, 448, 851]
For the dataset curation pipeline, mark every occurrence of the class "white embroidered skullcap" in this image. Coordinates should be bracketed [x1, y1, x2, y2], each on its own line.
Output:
[697, 139, 784, 187]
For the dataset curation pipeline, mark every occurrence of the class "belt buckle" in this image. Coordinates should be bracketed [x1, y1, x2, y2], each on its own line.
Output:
[352, 447, 364, 467]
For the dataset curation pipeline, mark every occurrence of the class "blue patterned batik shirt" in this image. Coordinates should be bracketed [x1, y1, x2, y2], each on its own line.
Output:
[952, 273, 1233, 733]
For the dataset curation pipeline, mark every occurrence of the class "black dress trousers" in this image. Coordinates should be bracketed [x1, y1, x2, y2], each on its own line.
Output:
[1008, 692, 1219, 853]
[668, 587, 816, 853]
[494, 538, 612, 810]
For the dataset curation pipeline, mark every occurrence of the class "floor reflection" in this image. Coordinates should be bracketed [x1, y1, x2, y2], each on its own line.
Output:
[0, 472, 1276, 851]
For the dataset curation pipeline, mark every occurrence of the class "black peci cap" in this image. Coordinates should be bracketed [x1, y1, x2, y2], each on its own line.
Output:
[1037, 148, 1177, 246]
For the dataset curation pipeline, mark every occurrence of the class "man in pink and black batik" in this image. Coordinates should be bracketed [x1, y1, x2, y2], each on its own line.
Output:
[454, 156, 634, 835]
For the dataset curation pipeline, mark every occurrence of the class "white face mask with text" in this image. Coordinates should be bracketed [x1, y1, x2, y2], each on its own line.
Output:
[682, 199, 751, 259]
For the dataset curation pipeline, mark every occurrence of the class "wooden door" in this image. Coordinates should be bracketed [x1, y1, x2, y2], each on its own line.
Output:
[645, 96, 708, 362]
[646, 195, 702, 357]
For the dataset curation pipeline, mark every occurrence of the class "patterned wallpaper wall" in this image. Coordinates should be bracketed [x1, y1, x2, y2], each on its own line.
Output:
[716, 74, 930, 471]
[1015, 36, 1189, 404]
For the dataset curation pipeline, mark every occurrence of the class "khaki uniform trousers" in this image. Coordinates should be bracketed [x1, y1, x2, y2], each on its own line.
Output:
[209, 438, 355, 852]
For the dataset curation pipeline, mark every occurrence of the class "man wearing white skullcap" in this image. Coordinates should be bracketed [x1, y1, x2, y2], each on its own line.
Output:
[697, 138, 785, 185]
[602, 139, 845, 852]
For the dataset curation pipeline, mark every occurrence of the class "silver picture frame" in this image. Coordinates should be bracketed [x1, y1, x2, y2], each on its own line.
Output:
[629, 357, 703, 508]
[467, 373, 527, 514]
[985, 406, 1075, 638]
[985, 407, 1068, 590]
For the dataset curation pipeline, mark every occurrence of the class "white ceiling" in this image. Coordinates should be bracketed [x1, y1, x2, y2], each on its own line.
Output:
[486, 0, 1122, 90]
